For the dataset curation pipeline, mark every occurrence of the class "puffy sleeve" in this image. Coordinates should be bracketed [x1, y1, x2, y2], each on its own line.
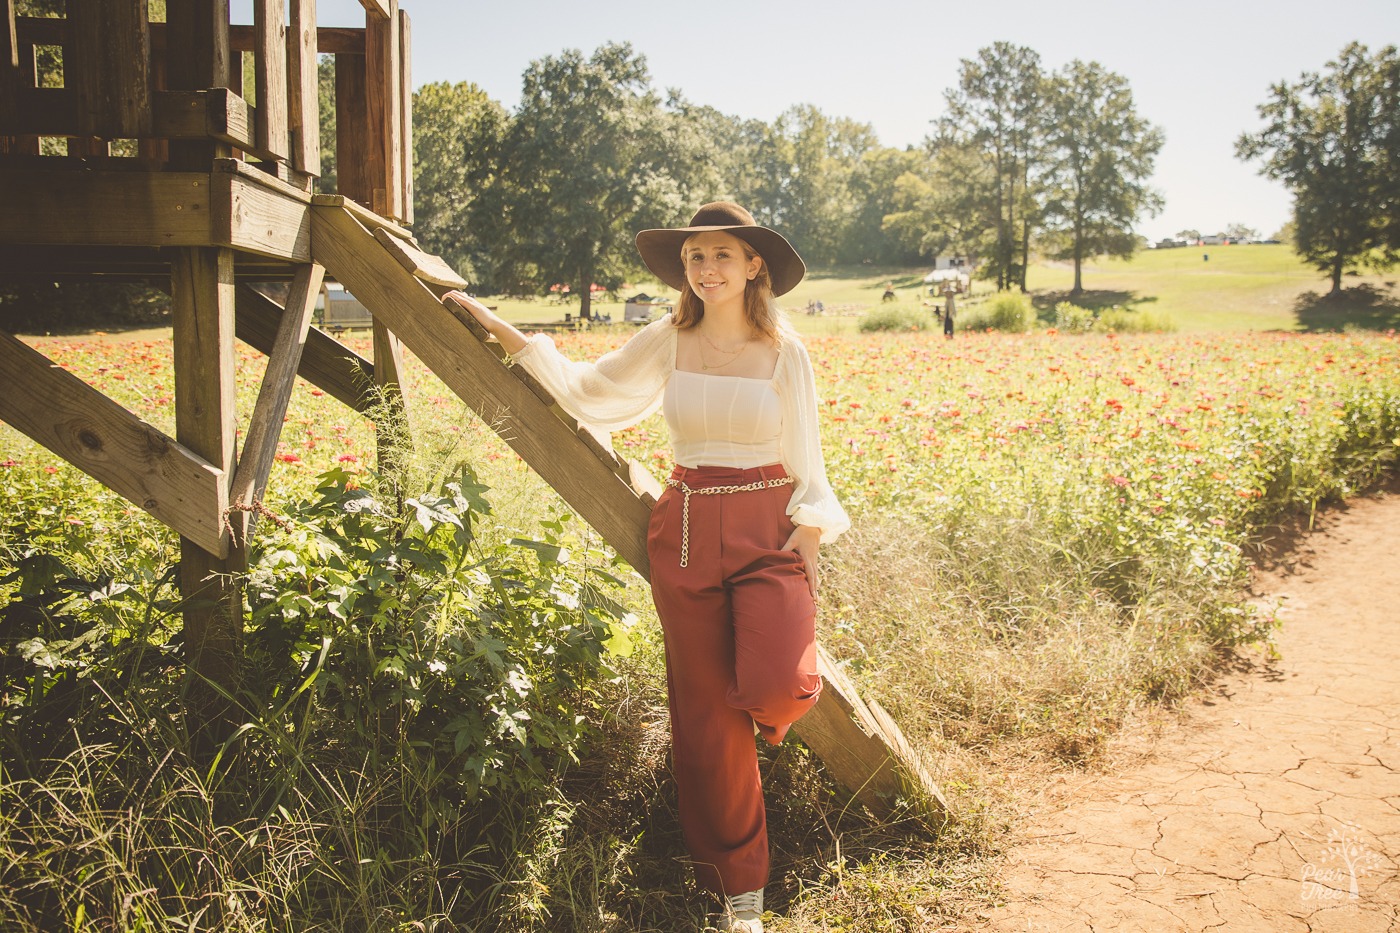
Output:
[508, 315, 676, 433]
[775, 334, 851, 544]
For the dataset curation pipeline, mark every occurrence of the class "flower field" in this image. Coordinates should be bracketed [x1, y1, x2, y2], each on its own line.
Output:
[5, 326, 1399, 614]
[4, 324, 1400, 931]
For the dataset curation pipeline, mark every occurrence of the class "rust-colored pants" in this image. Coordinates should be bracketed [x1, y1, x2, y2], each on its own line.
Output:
[648, 463, 823, 896]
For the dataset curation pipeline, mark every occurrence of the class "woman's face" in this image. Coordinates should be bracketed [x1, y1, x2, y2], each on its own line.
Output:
[682, 232, 762, 311]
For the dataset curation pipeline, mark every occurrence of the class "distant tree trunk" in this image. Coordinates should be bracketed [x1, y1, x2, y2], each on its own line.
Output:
[577, 274, 593, 320]
[1072, 219, 1085, 295]
[1329, 255, 1344, 297]
[1018, 217, 1032, 292]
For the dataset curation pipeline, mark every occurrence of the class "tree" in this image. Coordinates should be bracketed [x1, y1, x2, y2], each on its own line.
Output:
[936, 43, 1045, 291]
[483, 43, 712, 318]
[411, 82, 508, 286]
[1224, 222, 1260, 242]
[1175, 228, 1203, 242]
[1040, 61, 1163, 294]
[1237, 43, 1400, 295]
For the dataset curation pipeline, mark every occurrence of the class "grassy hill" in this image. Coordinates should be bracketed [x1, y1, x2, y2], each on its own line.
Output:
[485, 244, 1400, 335]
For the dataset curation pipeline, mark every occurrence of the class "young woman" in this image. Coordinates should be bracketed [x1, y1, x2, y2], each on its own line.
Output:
[444, 202, 849, 933]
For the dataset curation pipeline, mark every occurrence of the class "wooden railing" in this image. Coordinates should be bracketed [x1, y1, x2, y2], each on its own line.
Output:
[0, 0, 412, 224]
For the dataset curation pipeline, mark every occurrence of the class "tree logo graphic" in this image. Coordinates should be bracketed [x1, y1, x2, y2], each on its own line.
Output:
[1300, 821, 1383, 901]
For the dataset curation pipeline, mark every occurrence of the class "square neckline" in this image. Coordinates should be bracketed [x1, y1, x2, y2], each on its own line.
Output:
[670, 325, 780, 382]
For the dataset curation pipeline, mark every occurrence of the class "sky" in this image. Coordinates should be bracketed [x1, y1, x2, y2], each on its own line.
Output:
[239, 0, 1400, 243]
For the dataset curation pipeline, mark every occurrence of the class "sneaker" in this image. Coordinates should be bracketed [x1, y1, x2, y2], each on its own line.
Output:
[719, 888, 764, 933]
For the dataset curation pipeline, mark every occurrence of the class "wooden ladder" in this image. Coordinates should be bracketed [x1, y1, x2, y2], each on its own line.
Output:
[309, 199, 950, 819]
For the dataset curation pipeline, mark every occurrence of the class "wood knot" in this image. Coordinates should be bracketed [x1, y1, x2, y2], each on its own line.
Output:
[78, 429, 102, 450]
[143, 498, 158, 509]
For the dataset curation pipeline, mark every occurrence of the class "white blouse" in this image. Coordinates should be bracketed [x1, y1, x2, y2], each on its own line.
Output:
[508, 314, 851, 543]
[664, 371, 783, 469]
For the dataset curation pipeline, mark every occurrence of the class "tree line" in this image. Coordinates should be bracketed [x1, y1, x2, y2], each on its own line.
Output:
[356, 41, 1166, 317]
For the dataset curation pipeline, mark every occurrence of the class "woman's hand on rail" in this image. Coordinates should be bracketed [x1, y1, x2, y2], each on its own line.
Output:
[441, 290, 529, 355]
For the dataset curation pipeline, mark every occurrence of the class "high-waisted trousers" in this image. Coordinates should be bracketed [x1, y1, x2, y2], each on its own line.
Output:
[647, 463, 823, 896]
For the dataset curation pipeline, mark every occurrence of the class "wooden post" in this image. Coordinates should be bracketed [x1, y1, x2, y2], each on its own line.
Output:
[253, 0, 289, 162]
[1, 0, 19, 132]
[334, 52, 368, 204]
[364, 0, 400, 219]
[69, 0, 152, 139]
[396, 7, 411, 223]
[287, 0, 319, 178]
[171, 246, 242, 738]
[166, 0, 231, 170]
[371, 318, 411, 483]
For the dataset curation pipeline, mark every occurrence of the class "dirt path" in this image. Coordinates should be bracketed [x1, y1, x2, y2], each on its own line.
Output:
[983, 491, 1400, 932]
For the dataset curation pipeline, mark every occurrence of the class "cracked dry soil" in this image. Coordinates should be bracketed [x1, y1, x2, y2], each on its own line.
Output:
[982, 490, 1400, 933]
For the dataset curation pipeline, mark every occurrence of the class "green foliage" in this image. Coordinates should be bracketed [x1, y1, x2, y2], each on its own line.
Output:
[1093, 306, 1177, 334]
[1040, 60, 1164, 293]
[962, 290, 1035, 332]
[0, 464, 635, 929]
[1052, 301, 1176, 334]
[857, 304, 931, 332]
[1237, 42, 1400, 294]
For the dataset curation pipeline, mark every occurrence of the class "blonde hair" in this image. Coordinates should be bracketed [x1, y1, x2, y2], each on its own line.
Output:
[670, 236, 786, 344]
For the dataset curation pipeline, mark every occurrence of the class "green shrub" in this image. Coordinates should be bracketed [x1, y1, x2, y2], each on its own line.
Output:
[857, 304, 931, 333]
[1052, 301, 1096, 334]
[1094, 306, 1177, 333]
[962, 291, 1035, 332]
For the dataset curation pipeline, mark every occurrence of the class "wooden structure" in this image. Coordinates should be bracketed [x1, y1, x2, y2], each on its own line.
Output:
[0, 1, 945, 818]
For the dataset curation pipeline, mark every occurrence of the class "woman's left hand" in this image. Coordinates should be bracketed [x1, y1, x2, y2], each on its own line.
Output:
[783, 524, 823, 598]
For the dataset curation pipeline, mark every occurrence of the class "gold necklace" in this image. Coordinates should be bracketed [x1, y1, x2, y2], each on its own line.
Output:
[698, 330, 751, 371]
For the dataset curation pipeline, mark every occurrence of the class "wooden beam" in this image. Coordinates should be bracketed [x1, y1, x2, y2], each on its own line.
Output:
[312, 204, 657, 571]
[229, 263, 324, 543]
[287, 0, 320, 176]
[234, 282, 376, 413]
[333, 52, 369, 206]
[229, 24, 364, 55]
[212, 168, 313, 261]
[312, 201, 948, 818]
[1, 0, 20, 129]
[364, 0, 400, 219]
[69, 0, 151, 139]
[0, 330, 229, 557]
[253, 0, 289, 162]
[357, 0, 391, 20]
[397, 7, 412, 224]
[171, 246, 242, 717]
[0, 170, 212, 247]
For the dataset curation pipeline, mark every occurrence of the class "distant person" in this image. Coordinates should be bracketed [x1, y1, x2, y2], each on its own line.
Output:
[444, 201, 848, 933]
[882, 282, 896, 302]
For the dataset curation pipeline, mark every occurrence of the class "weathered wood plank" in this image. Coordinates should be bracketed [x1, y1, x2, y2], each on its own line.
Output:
[166, 0, 230, 170]
[1, 0, 20, 129]
[312, 191, 413, 242]
[69, 0, 151, 138]
[364, 0, 400, 219]
[0, 170, 211, 247]
[371, 318, 411, 475]
[357, 0, 391, 20]
[171, 246, 242, 719]
[333, 52, 369, 206]
[212, 169, 313, 261]
[311, 203, 948, 817]
[227, 24, 363, 55]
[287, 0, 319, 176]
[791, 646, 949, 816]
[396, 8, 412, 224]
[372, 226, 464, 288]
[0, 331, 228, 557]
[152, 89, 259, 155]
[229, 263, 324, 543]
[312, 204, 657, 572]
[235, 283, 376, 413]
[253, 0, 289, 161]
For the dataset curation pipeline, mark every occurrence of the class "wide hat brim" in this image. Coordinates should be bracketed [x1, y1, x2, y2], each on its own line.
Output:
[635, 204, 806, 298]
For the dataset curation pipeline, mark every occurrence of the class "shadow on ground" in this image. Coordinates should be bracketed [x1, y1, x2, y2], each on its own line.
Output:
[1030, 289, 1157, 314]
[1292, 282, 1400, 332]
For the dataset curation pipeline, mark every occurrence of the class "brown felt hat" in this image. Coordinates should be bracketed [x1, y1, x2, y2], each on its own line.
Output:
[635, 201, 806, 297]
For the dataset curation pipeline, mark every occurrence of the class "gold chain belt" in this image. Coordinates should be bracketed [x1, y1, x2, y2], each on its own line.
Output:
[664, 475, 794, 568]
